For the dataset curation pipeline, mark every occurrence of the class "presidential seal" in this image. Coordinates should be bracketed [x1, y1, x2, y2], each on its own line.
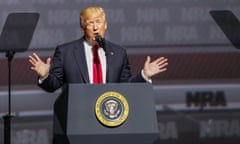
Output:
[95, 91, 129, 127]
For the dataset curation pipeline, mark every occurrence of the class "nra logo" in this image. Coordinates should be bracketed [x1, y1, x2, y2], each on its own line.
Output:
[186, 91, 227, 107]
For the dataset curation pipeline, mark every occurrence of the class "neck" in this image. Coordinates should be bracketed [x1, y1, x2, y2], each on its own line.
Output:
[84, 36, 97, 46]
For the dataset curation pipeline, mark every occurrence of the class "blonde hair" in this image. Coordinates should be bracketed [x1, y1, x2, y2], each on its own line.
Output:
[80, 6, 106, 28]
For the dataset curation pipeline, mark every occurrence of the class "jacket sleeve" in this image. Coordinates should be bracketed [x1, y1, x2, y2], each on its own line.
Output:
[38, 46, 64, 92]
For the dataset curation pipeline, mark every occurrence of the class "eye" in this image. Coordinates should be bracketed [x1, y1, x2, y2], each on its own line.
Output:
[96, 20, 102, 24]
[87, 22, 94, 27]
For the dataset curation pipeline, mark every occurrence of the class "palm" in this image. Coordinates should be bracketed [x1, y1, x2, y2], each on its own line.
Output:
[29, 53, 51, 78]
[143, 56, 168, 78]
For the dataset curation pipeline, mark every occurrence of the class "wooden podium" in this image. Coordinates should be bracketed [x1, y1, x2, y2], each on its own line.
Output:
[53, 83, 159, 144]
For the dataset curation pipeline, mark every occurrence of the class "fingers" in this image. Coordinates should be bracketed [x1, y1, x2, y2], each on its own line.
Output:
[28, 53, 43, 73]
[144, 56, 151, 66]
[28, 53, 51, 78]
[158, 59, 168, 68]
[146, 56, 151, 63]
[28, 52, 45, 66]
[29, 57, 37, 67]
[155, 57, 168, 64]
[149, 56, 168, 66]
[159, 66, 167, 72]
[33, 52, 41, 61]
[152, 56, 168, 73]
[28, 53, 38, 65]
[46, 57, 51, 65]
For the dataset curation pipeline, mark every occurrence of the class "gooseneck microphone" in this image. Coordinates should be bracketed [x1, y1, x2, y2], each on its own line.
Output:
[95, 34, 106, 52]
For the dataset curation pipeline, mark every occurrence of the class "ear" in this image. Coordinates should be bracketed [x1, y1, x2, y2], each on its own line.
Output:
[80, 25, 85, 33]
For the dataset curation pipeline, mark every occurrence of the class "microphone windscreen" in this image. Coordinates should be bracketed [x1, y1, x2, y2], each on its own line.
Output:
[95, 34, 105, 51]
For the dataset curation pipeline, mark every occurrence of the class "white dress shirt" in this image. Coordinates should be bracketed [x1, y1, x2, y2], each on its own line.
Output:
[39, 41, 151, 84]
[84, 41, 106, 84]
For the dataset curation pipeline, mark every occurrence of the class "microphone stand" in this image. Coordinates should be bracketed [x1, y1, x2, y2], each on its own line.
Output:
[3, 50, 15, 144]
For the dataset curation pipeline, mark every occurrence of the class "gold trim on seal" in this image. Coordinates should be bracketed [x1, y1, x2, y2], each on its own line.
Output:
[95, 91, 129, 127]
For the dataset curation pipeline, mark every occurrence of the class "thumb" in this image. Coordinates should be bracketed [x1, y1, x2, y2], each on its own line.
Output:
[145, 56, 151, 64]
[46, 57, 51, 65]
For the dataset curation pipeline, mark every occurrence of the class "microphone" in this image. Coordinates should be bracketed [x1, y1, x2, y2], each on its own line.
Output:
[95, 34, 106, 52]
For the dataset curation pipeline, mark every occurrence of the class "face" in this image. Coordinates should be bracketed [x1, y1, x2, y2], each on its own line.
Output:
[82, 16, 107, 45]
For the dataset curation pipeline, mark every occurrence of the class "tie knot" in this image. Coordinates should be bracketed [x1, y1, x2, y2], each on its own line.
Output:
[93, 45, 100, 54]
[93, 45, 100, 63]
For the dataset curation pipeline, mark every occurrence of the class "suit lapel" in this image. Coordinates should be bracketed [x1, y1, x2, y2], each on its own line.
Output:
[72, 39, 90, 83]
[105, 43, 110, 83]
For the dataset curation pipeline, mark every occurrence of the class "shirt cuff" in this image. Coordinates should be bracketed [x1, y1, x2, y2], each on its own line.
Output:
[38, 74, 49, 84]
[141, 69, 152, 83]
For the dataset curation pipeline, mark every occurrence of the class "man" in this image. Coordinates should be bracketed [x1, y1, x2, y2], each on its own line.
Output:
[29, 6, 168, 143]
[29, 6, 168, 92]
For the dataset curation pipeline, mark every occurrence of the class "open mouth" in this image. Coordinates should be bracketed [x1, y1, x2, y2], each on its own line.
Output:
[94, 33, 99, 36]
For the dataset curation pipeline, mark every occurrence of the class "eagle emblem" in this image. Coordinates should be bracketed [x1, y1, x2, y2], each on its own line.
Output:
[95, 91, 129, 127]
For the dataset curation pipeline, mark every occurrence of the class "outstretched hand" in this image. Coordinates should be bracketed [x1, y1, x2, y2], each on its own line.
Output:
[143, 56, 168, 79]
[28, 53, 51, 79]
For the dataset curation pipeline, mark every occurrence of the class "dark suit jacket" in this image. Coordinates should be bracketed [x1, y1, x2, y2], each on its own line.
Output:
[39, 37, 145, 92]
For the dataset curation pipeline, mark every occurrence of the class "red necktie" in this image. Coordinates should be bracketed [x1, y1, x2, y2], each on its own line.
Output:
[93, 45, 103, 84]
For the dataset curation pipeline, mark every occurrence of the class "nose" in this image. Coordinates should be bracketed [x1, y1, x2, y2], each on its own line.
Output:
[93, 23, 99, 30]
